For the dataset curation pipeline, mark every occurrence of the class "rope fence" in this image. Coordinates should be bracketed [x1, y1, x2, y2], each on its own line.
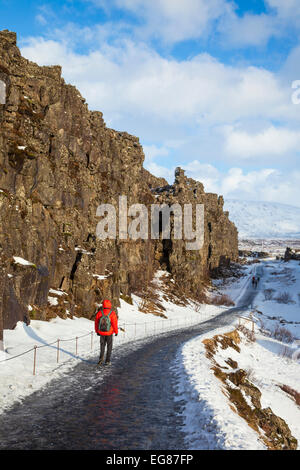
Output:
[0, 308, 217, 375]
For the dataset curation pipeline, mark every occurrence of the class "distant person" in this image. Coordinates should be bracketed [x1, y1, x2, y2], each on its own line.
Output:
[252, 276, 255, 286]
[95, 299, 118, 366]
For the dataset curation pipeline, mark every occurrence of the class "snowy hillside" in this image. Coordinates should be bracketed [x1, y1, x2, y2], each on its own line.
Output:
[224, 199, 300, 239]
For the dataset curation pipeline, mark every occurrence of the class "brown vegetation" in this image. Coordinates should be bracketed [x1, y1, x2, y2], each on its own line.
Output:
[210, 294, 235, 307]
[202, 329, 298, 450]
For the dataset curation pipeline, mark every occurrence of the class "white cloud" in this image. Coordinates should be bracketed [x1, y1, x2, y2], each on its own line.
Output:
[35, 14, 48, 25]
[217, 11, 278, 47]
[219, 167, 278, 197]
[144, 158, 300, 207]
[144, 161, 174, 182]
[19, 27, 300, 205]
[20, 36, 290, 128]
[181, 160, 221, 192]
[90, 0, 299, 48]
[143, 144, 170, 162]
[266, 0, 300, 19]
[93, 0, 227, 44]
[181, 162, 300, 207]
[223, 126, 300, 159]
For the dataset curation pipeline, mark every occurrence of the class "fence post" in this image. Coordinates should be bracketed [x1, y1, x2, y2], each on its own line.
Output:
[33, 345, 37, 376]
[91, 331, 93, 351]
[57, 339, 60, 363]
[76, 337, 78, 356]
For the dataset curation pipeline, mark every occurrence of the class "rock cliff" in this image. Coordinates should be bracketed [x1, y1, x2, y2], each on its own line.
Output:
[0, 30, 238, 343]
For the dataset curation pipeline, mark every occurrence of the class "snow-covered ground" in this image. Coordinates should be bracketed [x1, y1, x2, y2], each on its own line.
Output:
[224, 199, 300, 239]
[0, 270, 227, 414]
[210, 262, 255, 305]
[176, 256, 300, 450]
[1, 259, 299, 450]
[238, 238, 300, 257]
[175, 324, 300, 450]
[253, 259, 300, 342]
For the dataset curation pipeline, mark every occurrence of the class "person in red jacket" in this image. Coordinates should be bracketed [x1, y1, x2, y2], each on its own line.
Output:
[95, 299, 118, 366]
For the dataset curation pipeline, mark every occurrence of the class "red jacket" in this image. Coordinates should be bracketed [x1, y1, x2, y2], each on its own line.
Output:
[95, 299, 118, 336]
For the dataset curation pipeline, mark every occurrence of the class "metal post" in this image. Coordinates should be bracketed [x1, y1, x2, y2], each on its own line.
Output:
[57, 339, 60, 363]
[91, 331, 93, 351]
[76, 337, 78, 356]
[33, 345, 37, 375]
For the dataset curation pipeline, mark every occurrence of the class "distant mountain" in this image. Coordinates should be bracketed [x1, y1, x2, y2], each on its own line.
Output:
[224, 199, 300, 239]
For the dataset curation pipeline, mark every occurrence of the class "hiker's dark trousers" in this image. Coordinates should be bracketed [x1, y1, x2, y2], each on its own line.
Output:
[99, 335, 113, 362]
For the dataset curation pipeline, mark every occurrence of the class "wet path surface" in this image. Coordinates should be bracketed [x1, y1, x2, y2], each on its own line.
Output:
[0, 271, 262, 450]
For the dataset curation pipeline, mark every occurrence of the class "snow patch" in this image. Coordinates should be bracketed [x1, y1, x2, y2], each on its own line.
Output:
[48, 296, 58, 306]
[13, 256, 35, 267]
[224, 199, 300, 239]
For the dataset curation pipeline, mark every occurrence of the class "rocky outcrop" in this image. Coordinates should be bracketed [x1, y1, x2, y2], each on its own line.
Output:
[151, 167, 238, 298]
[203, 330, 298, 450]
[0, 30, 238, 340]
[284, 247, 300, 262]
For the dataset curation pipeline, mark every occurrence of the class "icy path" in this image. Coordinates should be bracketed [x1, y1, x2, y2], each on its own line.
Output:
[0, 273, 261, 450]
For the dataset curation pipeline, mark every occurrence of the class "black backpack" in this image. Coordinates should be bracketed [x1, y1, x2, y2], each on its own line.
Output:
[99, 308, 113, 332]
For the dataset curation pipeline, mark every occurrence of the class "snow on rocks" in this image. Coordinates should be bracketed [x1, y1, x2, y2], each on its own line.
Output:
[174, 326, 266, 450]
[13, 256, 35, 267]
[176, 322, 300, 450]
[92, 274, 110, 280]
[47, 296, 58, 306]
[49, 289, 67, 297]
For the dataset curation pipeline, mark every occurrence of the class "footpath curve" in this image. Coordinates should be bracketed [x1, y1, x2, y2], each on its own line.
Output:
[0, 268, 263, 450]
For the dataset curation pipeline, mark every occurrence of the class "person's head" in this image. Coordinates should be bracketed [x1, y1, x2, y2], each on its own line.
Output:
[103, 299, 112, 309]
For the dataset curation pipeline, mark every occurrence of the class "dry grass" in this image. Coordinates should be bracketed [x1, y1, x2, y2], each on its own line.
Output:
[275, 291, 295, 304]
[237, 324, 255, 342]
[263, 288, 275, 300]
[273, 325, 294, 344]
[278, 384, 300, 407]
[210, 294, 235, 307]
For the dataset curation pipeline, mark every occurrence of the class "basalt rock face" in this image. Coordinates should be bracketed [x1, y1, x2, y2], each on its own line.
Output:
[0, 30, 238, 339]
[151, 168, 238, 299]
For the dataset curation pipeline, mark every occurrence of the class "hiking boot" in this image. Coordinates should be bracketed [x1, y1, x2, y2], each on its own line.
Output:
[105, 361, 111, 366]
[97, 358, 104, 366]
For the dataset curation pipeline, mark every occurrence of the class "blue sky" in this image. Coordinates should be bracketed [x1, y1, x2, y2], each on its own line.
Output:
[1, 0, 300, 206]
